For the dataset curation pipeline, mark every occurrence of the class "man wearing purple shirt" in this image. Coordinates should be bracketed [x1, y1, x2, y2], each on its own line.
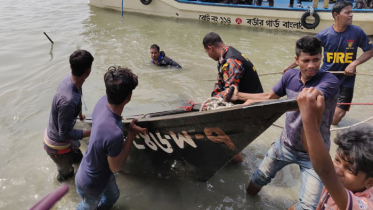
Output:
[231, 36, 339, 209]
[44, 50, 93, 182]
[75, 66, 147, 210]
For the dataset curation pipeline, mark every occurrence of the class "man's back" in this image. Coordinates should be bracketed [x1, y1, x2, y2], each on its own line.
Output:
[212, 45, 263, 101]
[222, 46, 263, 94]
[47, 75, 83, 142]
[76, 95, 124, 195]
[156, 51, 182, 68]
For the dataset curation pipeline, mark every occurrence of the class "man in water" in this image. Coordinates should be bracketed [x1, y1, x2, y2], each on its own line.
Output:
[150, 44, 182, 68]
[75, 66, 147, 210]
[203, 32, 263, 163]
[44, 50, 93, 182]
[283, 1, 373, 125]
[233, 36, 339, 210]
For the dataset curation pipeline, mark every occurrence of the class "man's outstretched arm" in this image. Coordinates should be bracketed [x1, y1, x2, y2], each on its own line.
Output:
[170, 60, 182, 68]
[230, 86, 280, 105]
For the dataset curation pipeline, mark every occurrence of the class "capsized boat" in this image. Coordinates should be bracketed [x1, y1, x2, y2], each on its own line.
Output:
[81, 98, 298, 182]
[88, 0, 373, 35]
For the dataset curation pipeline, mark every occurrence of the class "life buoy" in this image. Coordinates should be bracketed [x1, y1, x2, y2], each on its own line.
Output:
[140, 0, 152, 5]
[301, 11, 320, 29]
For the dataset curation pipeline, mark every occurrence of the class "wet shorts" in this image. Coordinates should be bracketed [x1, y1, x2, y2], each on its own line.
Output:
[338, 87, 354, 111]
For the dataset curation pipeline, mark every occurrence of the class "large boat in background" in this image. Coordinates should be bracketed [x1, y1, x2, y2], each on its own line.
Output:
[89, 0, 373, 35]
[81, 99, 298, 181]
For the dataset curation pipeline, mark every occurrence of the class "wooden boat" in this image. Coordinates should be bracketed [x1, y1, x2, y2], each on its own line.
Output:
[88, 0, 373, 35]
[82, 98, 298, 181]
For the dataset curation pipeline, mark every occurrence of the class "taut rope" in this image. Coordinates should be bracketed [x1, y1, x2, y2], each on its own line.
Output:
[201, 70, 373, 131]
[272, 115, 373, 132]
[203, 71, 373, 81]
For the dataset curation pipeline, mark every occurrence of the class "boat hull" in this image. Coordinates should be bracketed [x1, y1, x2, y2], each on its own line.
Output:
[83, 99, 298, 181]
[89, 0, 373, 35]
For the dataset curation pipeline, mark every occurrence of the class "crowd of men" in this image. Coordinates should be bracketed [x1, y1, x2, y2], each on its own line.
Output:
[193, 0, 373, 8]
[354, 0, 373, 8]
[43, 1, 373, 209]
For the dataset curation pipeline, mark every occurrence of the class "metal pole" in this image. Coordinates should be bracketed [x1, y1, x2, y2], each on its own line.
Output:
[43, 32, 54, 44]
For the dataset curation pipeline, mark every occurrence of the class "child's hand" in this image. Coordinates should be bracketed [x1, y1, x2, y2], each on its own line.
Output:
[297, 87, 325, 123]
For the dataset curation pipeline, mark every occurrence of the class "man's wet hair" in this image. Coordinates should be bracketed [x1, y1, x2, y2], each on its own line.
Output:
[203, 32, 223, 49]
[69, 50, 94, 77]
[104, 66, 138, 105]
[295, 36, 322, 57]
[150, 44, 160, 52]
[332, 1, 353, 19]
[334, 125, 373, 179]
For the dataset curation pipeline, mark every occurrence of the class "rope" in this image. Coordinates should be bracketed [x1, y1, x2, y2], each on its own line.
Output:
[272, 115, 373, 132]
[330, 116, 373, 131]
[204, 71, 373, 82]
[203, 72, 282, 81]
[309, 3, 314, 15]
[329, 71, 373, 76]
[179, 100, 201, 111]
[200, 70, 373, 130]
[199, 97, 234, 111]
[194, 96, 373, 131]
[257, 72, 282, 76]
[198, 99, 373, 131]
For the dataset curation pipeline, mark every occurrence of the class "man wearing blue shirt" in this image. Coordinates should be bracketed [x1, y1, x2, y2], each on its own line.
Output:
[232, 36, 339, 210]
[75, 66, 147, 210]
[44, 50, 93, 182]
[284, 1, 373, 125]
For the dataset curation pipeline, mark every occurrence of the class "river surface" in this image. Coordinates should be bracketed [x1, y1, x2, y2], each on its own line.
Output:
[1, 0, 373, 209]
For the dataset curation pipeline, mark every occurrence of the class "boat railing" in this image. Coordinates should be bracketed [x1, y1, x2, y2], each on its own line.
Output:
[176, 0, 373, 11]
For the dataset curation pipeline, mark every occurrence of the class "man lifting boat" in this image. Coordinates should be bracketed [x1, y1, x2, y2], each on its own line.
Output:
[44, 50, 93, 182]
[283, 1, 373, 125]
[75, 66, 147, 209]
[202, 32, 263, 163]
[232, 36, 339, 210]
[150, 44, 182, 68]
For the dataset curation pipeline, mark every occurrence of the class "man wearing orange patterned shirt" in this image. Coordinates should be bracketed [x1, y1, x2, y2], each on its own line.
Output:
[203, 32, 263, 103]
[203, 32, 263, 163]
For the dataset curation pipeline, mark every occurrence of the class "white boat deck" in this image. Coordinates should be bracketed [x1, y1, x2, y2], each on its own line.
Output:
[89, 0, 373, 34]
[176, 0, 373, 10]
[179, 0, 372, 12]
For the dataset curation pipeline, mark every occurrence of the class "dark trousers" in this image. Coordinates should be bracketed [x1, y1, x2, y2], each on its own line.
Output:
[49, 149, 83, 177]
